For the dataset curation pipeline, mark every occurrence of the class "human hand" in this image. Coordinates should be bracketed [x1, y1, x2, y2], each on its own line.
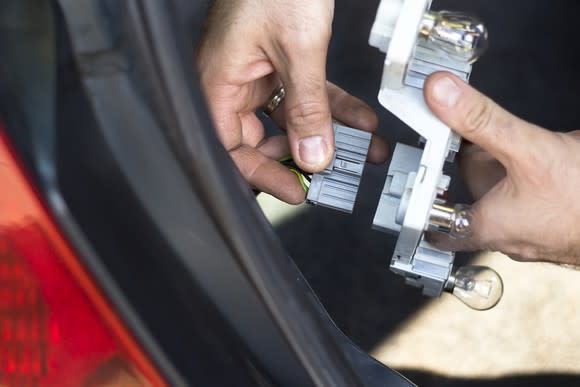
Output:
[424, 73, 580, 265]
[197, 0, 389, 204]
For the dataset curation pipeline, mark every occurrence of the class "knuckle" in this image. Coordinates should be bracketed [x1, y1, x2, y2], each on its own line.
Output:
[518, 150, 550, 185]
[515, 132, 562, 185]
[286, 101, 328, 130]
[315, 24, 332, 43]
[231, 146, 260, 180]
[463, 97, 494, 137]
[505, 245, 539, 262]
[276, 21, 331, 55]
[498, 234, 545, 262]
[278, 34, 328, 60]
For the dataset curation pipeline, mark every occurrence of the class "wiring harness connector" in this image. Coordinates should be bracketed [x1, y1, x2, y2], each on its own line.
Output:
[306, 124, 371, 213]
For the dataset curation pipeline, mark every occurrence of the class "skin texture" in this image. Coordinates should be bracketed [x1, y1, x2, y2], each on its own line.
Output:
[197, 2, 580, 265]
[424, 73, 580, 265]
[197, 0, 389, 204]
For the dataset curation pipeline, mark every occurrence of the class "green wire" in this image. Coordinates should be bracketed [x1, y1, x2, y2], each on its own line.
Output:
[289, 169, 309, 192]
[278, 156, 310, 193]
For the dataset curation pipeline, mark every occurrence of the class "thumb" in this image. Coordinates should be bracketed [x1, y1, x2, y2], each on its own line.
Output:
[424, 72, 537, 168]
[274, 46, 334, 172]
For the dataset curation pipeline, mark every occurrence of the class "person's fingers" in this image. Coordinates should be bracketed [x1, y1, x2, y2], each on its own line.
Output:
[272, 82, 379, 132]
[426, 231, 479, 252]
[326, 82, 379, 132]
[367, 135, 390, 165]
[428, 174, 520, 254]
[201, 86, 244, 151]
[423, 72, 546, 168]
[239, 112, 268, 148]
[458, 144, 506, 200]
[325, 83, 390, 164]
[268, 36, 334, 173]
[256, 135, 290, 160]
[427, 198, 499, 253]
[230, 145, 306, 204]
[268, 82, 389, 164]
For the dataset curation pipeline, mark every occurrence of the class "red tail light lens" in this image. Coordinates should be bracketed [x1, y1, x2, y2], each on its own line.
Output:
[0, 124, 167, 387]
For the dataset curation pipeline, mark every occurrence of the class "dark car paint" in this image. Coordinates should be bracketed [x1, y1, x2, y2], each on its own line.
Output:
[0, 1, 413, 386]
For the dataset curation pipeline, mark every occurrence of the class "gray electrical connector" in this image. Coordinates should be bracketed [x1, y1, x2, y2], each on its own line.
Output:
[306, 124, 371, 213]
[372, 143, 451, 235]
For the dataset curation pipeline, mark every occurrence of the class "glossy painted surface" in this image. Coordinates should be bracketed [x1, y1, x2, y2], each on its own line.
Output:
[0, 125, 166, 386]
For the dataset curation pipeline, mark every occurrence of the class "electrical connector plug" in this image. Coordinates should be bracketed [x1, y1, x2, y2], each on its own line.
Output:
[306, 124, 371, 214]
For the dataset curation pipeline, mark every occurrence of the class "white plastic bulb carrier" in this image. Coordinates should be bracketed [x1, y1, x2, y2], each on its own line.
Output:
[368, 0, 503, 310]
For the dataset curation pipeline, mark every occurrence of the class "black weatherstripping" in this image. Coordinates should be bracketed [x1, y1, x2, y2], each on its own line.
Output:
[2, 0, 414, 385]
[56, 1, 296, 385]
[117, 1, 413, 385]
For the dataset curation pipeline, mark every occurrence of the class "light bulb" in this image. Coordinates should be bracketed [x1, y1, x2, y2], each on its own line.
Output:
[448, 265, 503, 310]
[429, 203, 473, 239]
[449, 204, 473, 238]
[420, 11, 488, 64]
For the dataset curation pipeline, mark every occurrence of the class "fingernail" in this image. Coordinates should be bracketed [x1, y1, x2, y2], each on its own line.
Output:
[298, 136, 328, 166]
[431, 76, 462, 108]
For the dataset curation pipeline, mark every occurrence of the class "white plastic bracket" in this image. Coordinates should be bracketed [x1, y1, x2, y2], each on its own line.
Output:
[371, 0, 474, 296]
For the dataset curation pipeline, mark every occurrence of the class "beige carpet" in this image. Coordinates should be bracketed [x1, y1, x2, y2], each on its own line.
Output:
[260, 195, 580, 380]
[371, 252, 580, 378]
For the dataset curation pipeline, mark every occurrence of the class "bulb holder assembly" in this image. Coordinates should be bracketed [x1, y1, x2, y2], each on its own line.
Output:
[307, 0, 504, 310]
[367, 0, 503, 308]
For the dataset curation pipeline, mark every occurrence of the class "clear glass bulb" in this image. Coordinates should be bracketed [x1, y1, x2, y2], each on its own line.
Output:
[450, 204, 473, 239]
[450, 265, 503, 310]
[420, 11, 488, 64]
[429, 203, 473, 239]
